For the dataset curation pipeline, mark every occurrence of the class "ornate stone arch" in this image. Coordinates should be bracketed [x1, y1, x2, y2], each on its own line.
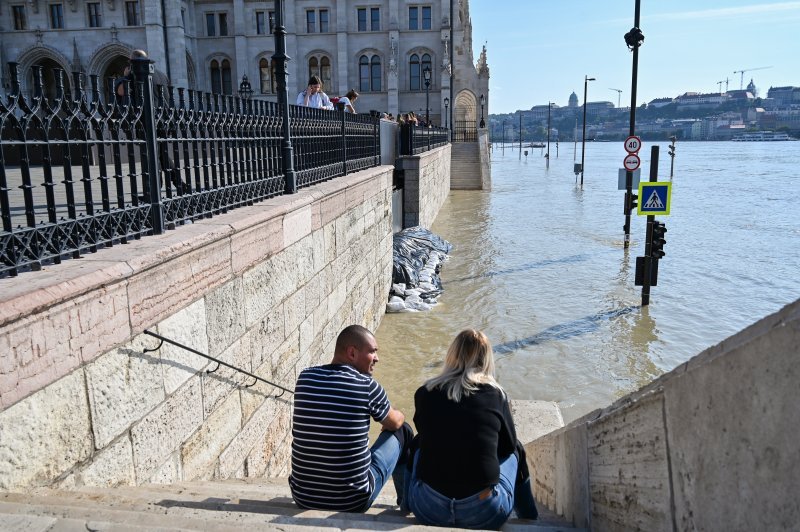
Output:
[455, 89, 478, 125]
[15, 45, 73, 99]
[87, 42, 169, 94]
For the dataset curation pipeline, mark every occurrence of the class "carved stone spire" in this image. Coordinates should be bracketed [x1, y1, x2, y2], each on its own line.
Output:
[476, 43, 489, 77]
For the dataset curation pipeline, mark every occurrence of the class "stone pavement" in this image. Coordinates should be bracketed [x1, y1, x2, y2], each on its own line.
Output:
[0, 477, 582, 531]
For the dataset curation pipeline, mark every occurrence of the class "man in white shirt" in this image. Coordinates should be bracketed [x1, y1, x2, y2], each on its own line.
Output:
[296, 75, 333, 109]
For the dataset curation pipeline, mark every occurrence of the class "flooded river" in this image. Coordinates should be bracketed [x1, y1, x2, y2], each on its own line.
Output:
[375, 140, 800, 424]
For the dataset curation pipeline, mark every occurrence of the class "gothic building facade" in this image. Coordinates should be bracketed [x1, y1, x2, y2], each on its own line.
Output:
[0, 0, 489, 126]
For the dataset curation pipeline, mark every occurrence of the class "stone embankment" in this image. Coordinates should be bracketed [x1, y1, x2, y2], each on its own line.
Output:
[525, 298, 800, 531]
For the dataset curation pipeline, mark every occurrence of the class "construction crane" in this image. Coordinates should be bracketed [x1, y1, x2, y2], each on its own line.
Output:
[609, 88, 623, 108]
[716, 77, 731, 94]
[733, 66, 772, 89]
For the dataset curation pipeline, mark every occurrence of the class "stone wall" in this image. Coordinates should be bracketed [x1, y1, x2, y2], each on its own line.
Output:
[524, 298, 800, 531]
[398, 144, 452, 229]
[478, 129, 492, 191]
[0, 167, 395, 492]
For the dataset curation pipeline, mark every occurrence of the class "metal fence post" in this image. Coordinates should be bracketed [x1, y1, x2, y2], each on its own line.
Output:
[273, 0, 297, 194]
[339, 103, 347, 176]
[131, 57, 165, 234]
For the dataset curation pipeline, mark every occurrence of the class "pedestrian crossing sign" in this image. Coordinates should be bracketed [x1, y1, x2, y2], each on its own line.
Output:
[637, 182, 672, 216]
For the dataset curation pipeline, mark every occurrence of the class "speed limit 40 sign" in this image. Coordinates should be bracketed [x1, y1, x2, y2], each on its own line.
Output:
[624, 136, 642, 153]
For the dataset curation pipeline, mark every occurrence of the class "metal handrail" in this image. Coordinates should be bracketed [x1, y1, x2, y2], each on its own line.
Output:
[142, 329, 294, 396]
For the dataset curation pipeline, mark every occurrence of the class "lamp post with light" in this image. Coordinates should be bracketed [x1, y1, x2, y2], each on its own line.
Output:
[238, 74, 253, 101]
[479, 94, 485, 128]
[443, 96, 449, 128]
[581, 75, 595, 185]
[423, 66, 431, 125]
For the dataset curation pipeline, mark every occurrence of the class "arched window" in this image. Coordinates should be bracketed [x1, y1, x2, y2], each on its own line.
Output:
[210, 59, 221, 94]
[410, 54, 420, 91]
[259, 57, 276, 94]
[359, 54, 382, 92]
[370, 56, 381, 92]
[421, 53, 432, 88]
[321, 56, 331, 88]
[410, 53, 433, 91]
[308, 57, 318, 81]
[359, 55, 370, 92]
[221, 59, 232, 95]
[307, 55, 332, 90]
[210, 58, 232, 94]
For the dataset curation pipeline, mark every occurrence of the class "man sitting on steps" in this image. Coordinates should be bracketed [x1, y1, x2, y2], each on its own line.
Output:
[289, 325, 413, 512]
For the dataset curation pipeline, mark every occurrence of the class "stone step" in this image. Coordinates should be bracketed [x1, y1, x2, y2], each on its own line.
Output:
[0, 479, 581, 531]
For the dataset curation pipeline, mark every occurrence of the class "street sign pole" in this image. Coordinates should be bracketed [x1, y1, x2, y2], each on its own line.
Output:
[642, 145, 659, 306]
[624, 0, 643, 249]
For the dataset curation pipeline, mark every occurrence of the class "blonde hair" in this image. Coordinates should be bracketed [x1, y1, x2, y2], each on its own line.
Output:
[424, 329, 503, 402]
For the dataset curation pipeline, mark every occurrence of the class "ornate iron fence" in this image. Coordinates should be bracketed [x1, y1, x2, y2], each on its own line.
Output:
[453, 120, 478, 142]
[399, 124, 450, 155]
[0, 60, 380, 277]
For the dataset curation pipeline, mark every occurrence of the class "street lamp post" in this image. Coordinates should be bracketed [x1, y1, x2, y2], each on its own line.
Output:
[423, 66, 431, 125]
[238, 74, 253, 100]
[546, 101, 552, 168]
[444, 97, 449, 128]
[479, 94, 486, 128]
[581, 75, 596, 186]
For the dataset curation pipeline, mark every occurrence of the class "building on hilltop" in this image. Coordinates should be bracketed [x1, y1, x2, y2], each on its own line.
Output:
[0, 0, 488, 127]
[568, 91, 578, 108]
[648, 97, 674, 108]
[766, 86, 800, 106]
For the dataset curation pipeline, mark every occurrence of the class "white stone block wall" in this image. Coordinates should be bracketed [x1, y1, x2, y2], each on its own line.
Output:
[524, 298, 800, 531]
[399, 144, 451, 229]
[0, 166, 394, 491]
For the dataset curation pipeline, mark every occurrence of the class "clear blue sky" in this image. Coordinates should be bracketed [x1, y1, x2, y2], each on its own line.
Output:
[471, 0, 800, 114]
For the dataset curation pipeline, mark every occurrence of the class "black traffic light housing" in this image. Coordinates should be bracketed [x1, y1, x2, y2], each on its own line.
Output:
[624, 191, 638, 213]
[651, 220, 667, 259]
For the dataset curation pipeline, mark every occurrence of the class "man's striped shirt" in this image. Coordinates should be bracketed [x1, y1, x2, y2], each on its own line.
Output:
[289, 364, 391, 511]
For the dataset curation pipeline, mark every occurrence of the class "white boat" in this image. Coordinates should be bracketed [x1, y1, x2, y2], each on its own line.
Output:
[732, 131, 796, 141]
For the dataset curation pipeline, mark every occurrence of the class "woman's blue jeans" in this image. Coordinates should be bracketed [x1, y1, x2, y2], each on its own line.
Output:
[404, 451, 524, 530]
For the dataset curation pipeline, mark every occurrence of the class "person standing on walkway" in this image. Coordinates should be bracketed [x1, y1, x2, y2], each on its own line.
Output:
[296, 75, 333, 109]
[404, 329, 538, 529]
[114, 49, 185, 194]
[289, 325, 413, 512]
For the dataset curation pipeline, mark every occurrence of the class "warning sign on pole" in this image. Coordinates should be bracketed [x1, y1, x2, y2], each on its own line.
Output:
[623, 153, 641, 171]
[637, 182, 672, 216]
[624, 136, 642, 153]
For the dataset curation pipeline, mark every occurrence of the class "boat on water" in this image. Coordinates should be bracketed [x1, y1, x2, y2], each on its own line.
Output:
[732, 131, 796, 141]
[529, 142, 546, 148]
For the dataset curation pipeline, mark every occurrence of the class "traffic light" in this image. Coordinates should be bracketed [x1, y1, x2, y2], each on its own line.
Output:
[668, 144, 676, 157]
[624, 191, 638, 213]
[651, 220, 667, 259]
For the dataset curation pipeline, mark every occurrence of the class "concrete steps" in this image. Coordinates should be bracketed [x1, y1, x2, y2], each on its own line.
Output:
[451, 142, 482, 189]
[0, 477, 581, 531]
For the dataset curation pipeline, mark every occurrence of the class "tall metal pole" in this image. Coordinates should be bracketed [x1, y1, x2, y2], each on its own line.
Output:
[573, 118, 578, 161]
[581, 76, 594, 185]
[424, 67, 431, 125]
[623, 0, 644, 248]
[546, 102, 551, 168]
[642, 145, 659, 306]
[502, 119, 506, 154]
[272, 0, 296, 194]
[518, 112, 522, 155]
